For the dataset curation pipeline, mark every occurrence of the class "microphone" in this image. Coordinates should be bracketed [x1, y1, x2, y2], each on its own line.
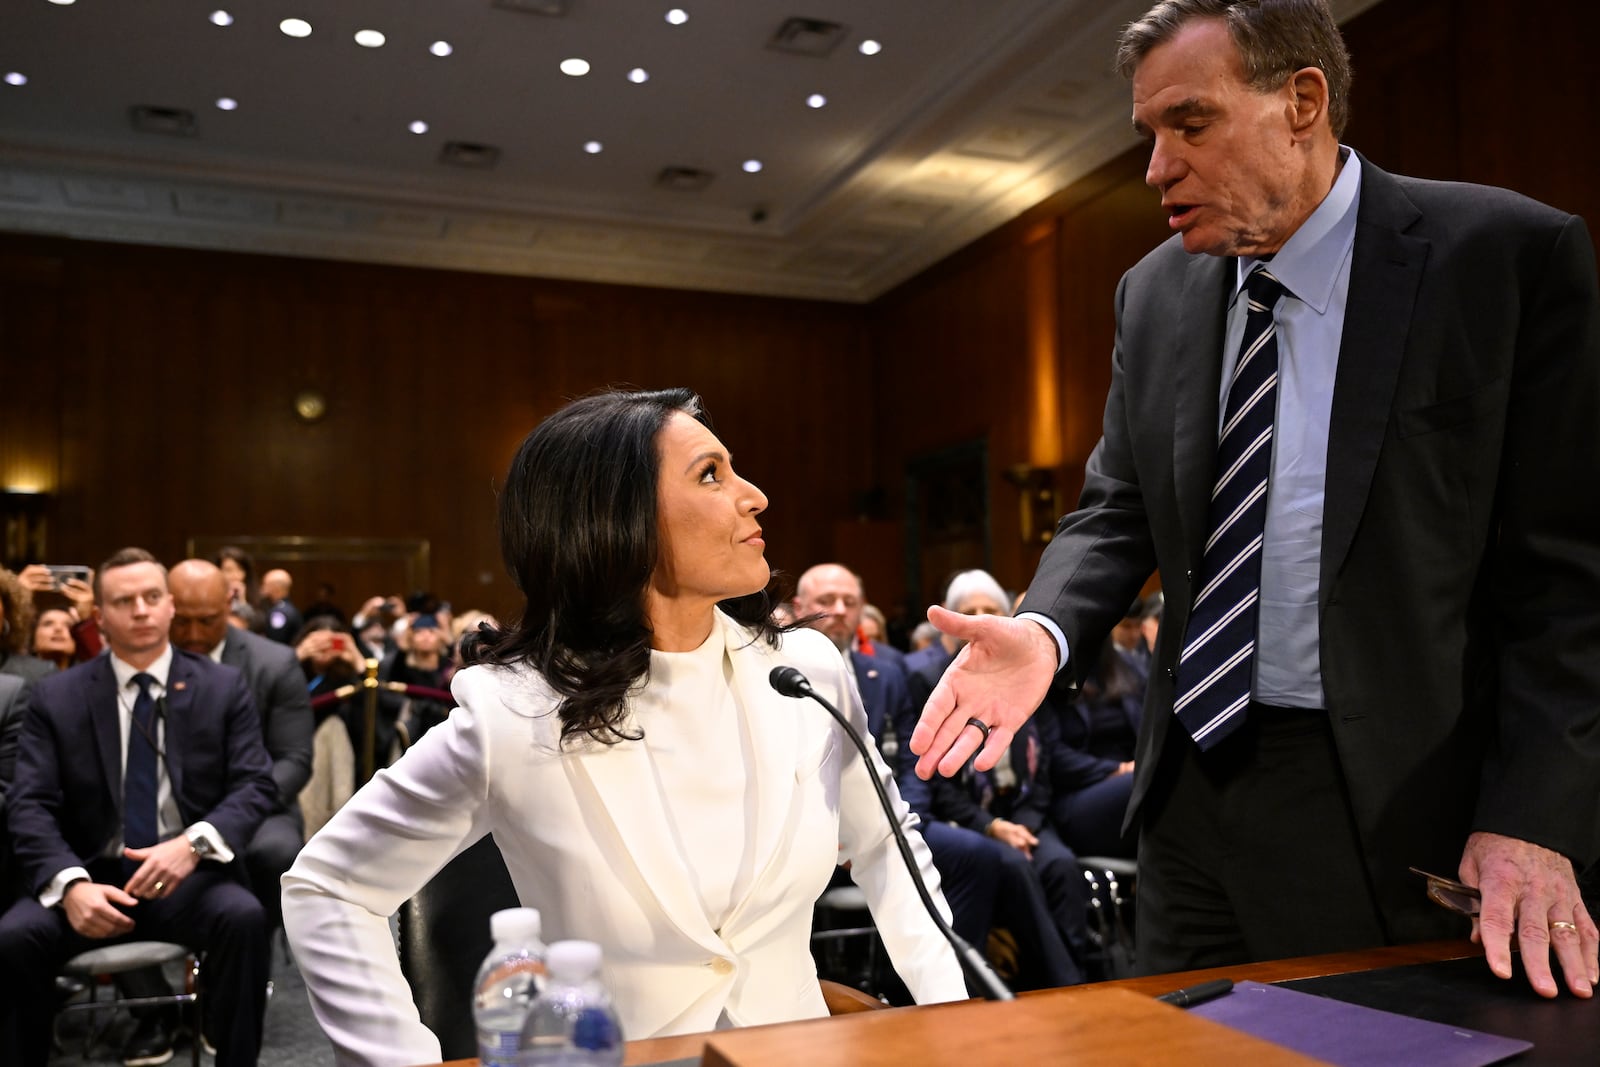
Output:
[768, 665, 1013, 1001]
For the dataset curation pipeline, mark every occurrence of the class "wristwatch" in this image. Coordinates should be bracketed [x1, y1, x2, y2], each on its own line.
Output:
[187, 828, 215, 860]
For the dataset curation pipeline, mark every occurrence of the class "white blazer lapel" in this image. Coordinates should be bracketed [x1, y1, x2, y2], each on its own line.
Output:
[567, 734, 725, 954]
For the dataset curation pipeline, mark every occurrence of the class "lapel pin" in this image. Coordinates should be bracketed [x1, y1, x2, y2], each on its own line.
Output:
[867, 669, 879, 679]
[173, 681, 187, 692]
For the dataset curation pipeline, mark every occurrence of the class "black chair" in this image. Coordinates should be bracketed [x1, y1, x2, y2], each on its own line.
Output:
[1078, 855, 1137, 980]
[398, 835, 520, 1059]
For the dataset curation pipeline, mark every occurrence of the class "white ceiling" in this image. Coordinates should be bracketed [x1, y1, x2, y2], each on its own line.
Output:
[0, 0, 1380, 302]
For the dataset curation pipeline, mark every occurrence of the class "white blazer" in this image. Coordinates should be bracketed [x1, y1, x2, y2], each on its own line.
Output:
[282, 612, 967, 1067]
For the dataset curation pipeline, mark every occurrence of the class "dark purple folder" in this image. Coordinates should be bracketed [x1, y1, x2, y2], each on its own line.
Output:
[1189, 980, 1532, 1066]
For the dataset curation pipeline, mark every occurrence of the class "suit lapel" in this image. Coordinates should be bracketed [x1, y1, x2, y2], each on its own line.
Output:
[162, 652, 197, 823]
[849, 651, 885, 739]
[90, 657, 121, 802]
[1321, 161, 1428, 598]
[1171, 252, 1233, 565]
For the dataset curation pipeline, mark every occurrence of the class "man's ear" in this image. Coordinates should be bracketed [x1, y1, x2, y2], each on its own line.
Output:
[1287, 66, 1330, 141]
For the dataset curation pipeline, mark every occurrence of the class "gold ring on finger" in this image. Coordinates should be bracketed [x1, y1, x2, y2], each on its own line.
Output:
[1551, 920, 1578, 933]
[154, 881, 164, 893]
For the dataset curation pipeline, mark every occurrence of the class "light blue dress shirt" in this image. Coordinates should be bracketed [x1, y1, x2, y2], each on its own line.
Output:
[1025, 148, 1362, 711]
[1225, 147, 1360, 708]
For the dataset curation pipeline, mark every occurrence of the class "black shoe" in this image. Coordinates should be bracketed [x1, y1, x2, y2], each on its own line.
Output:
[122, 1014, 174, 1067]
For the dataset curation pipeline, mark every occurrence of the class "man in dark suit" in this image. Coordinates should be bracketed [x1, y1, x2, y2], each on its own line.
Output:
[910, 0, 1599, 999]
[0, 547, 276, 1065]
[170, 558, 313, 932]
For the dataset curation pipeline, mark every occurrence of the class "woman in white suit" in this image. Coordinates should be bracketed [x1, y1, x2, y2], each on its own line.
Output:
[282, 388, 967, 1066]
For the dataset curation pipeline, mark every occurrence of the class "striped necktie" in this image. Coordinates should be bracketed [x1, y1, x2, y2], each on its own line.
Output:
[1173, 266, 1287, 749]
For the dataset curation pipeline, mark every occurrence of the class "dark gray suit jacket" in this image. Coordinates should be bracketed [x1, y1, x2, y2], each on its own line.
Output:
[1024, 155, 1600, 939]
[221, 627, 314, 815]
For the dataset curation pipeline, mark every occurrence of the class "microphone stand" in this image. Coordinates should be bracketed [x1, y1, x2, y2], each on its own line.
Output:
[769, 666, 1013, 1001]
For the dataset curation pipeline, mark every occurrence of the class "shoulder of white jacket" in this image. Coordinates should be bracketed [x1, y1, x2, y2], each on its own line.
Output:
[449, 661, 558, 720]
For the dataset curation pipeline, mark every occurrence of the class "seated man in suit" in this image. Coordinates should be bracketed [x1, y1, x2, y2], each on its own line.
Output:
[170, 558, 314, 933]
[0, 547, 277, 1067]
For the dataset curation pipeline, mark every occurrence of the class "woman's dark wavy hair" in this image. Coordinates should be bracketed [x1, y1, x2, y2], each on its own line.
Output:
[463, 387, 788, 747]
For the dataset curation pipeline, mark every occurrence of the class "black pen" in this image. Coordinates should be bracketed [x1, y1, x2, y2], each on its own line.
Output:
[1155, 977, 1234, 1008]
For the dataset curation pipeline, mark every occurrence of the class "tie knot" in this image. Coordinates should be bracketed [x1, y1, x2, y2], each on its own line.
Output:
[132, 672, 154, 696]
[1245, 266, 1287, 309]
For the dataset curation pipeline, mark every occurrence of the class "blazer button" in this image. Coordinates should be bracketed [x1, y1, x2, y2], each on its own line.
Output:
[711, 957, 735, 976]
[1185, 569, 1193, 583]
[1166, 667, 1175, 679]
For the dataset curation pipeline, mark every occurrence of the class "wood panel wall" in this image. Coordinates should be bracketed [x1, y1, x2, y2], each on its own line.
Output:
[3, 0, 1594, 630]
[0, 239, 869, 619]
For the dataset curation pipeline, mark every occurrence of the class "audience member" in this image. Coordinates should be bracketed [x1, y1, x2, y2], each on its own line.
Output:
[170, 559, 314, 933]
[905, 570, 1011, 713]
[0, 547, 275, 1067]
[0, 569, 52, 686]
[215, 546, 255, 612]
[294, 615, 401, 788]
[1045, 626, 1143, 860]
[380, 613, 452, 742]
[258, 568, 303, 645]
[28, 606, 79, 671]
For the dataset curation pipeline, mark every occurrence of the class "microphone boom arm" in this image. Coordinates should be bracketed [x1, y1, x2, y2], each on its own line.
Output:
[770, 666, 1013, 1002]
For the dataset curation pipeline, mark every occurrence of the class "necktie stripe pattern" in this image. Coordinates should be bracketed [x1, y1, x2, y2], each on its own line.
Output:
[1175, 267, 1287, 748]
[124, 672, 160, 862]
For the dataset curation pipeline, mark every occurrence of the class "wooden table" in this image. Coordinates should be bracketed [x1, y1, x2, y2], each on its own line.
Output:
[437, 939, 1481, 1066]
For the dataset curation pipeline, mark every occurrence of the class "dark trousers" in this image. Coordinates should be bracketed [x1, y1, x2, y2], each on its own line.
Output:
[1135, 705, 1387, 976]
[923, 820, 1081, 991]
[0, 863, 268, 1067]
[921, 821, 1000, 948]
[992, 834, 1084, 989]
[244, 809, 305, 932]
[1052, 771, 1137, 859]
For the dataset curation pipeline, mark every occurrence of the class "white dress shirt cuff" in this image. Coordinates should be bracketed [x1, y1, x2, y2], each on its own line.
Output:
[1016, 611, 1070, 674]
[189, 821, 235, 864]
[41, 866, 92, 909]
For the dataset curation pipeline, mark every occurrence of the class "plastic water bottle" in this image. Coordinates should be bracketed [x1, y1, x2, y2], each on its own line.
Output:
[473, 907, 547, 1067]
[520, 940, 624, 1066]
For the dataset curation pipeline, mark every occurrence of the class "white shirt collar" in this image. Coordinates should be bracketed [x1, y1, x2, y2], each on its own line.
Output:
[111, 642, 175, 692]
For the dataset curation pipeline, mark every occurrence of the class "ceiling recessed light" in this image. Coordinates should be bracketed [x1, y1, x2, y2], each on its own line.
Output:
[216, 97, 238, 111]
[859, 39, 882, 56]
[583, 141, 603, 154]
[354, 29, 386, 48]
[279, 18, 312, 38]
[47, 0, 76, 6]
[409, 120, 429, 135]
[627, 67, 649, 84]
[209, 10, 234, 26]
[559, 57, 590, 77]
[742, 160, 763, 174]
[806, 93, 827, 109]
[429, 40, 453, 57]
[3, 72, 27, 87]
[665, 8, 688, 26]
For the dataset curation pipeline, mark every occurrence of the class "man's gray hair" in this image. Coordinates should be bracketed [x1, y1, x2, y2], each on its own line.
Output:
[943, 570, 1010, 614]
[1115, 0, 1353, 138]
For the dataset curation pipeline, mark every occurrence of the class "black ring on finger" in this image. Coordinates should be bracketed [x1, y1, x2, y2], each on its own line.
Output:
[965, 717, 992, 745]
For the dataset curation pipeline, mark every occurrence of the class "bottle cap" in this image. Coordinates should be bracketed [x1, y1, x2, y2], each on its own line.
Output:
[490, 907, 542, 944]
[546, 939, 603, 981]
